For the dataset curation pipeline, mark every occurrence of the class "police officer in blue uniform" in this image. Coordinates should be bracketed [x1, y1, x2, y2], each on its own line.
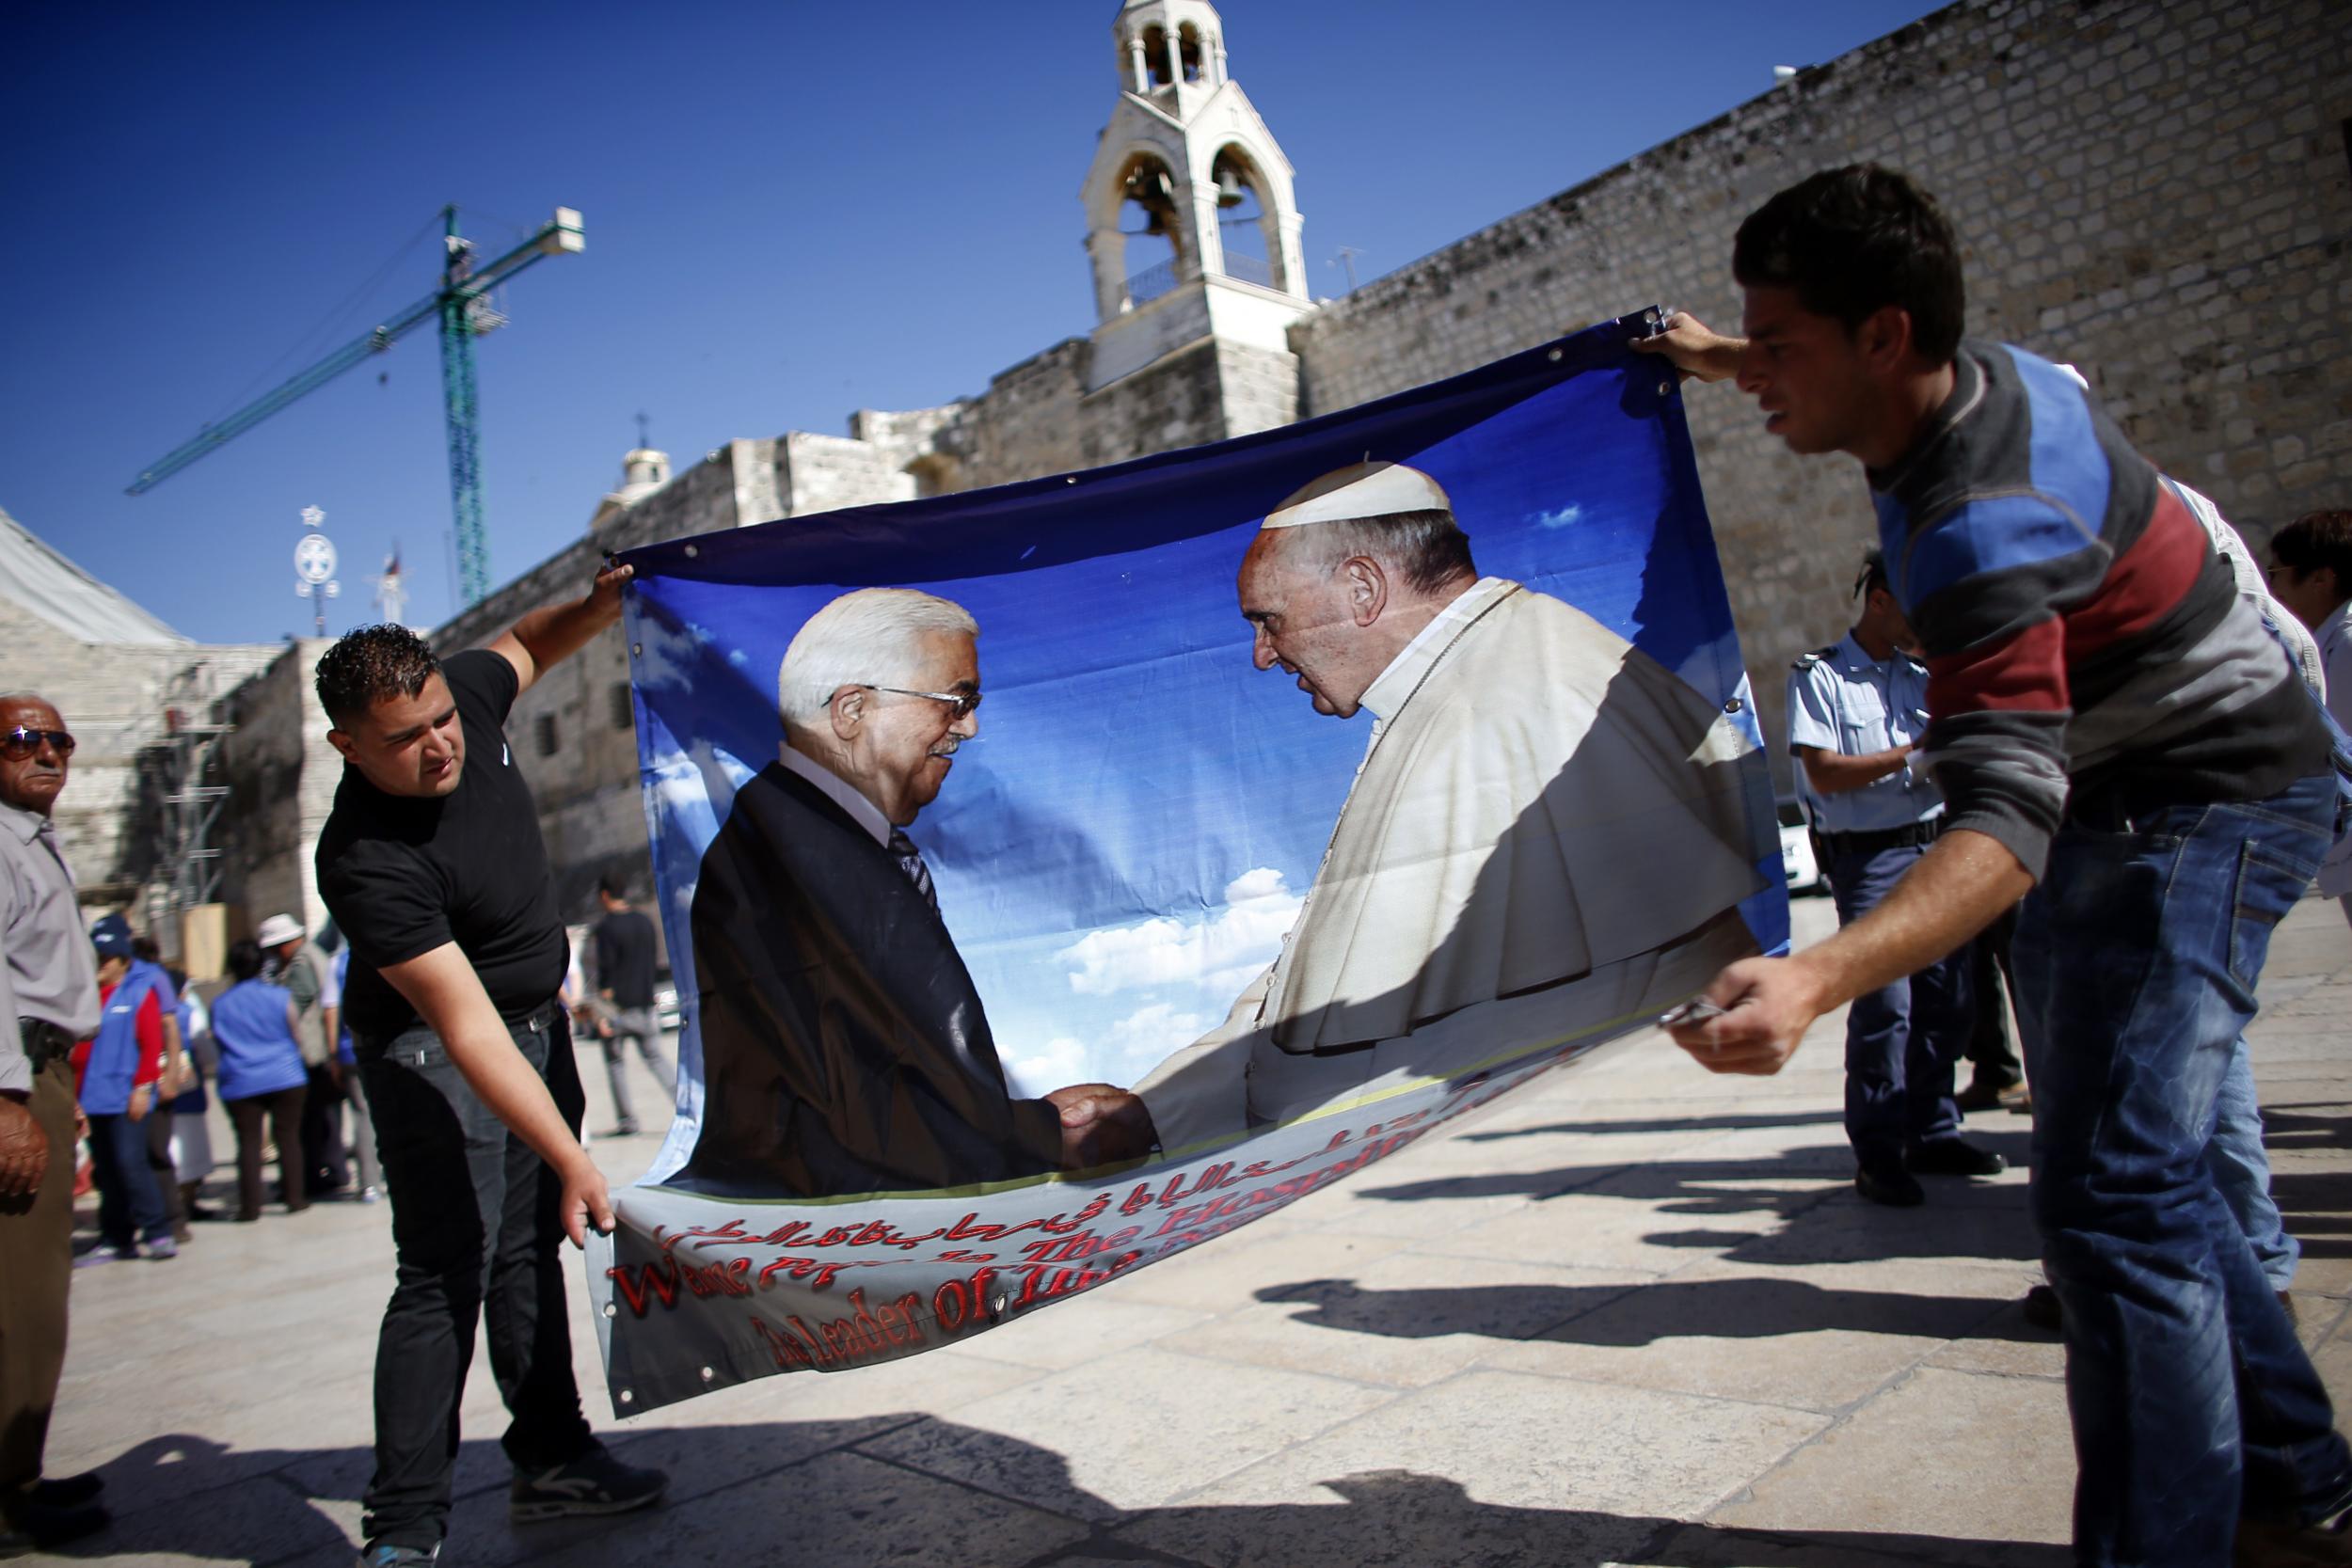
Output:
[1788, 551, 2005, 1206]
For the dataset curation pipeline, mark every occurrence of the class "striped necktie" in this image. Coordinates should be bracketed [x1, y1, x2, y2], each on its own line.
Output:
[887, 828, 938, 911]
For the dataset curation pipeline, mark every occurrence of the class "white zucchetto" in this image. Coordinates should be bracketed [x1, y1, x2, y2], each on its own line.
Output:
[1262, 461, 1453, 530]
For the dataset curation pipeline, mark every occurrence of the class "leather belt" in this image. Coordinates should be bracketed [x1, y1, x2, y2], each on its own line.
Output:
[17, 1018, 74, 1073]
[1816, 817, 1942, 860]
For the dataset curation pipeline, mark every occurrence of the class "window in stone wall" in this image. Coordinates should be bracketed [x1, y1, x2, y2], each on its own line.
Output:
[535, 713, 559, 758]
[611, 681, 633, 731]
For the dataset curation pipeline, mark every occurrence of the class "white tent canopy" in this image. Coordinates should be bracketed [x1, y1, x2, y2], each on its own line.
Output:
[0, 504, 189, 647]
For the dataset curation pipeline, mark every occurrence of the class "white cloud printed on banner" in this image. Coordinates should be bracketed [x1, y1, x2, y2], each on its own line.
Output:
[635, 610, 723, 695]
[1055, 867, 1301, 997]
[1001, 868, 1300, 1095]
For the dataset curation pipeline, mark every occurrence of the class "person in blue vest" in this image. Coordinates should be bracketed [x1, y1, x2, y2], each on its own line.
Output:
[74, 914, 175, 1261]
[208, 939, 310, 1221]
[1786, 551, 2004, 1208]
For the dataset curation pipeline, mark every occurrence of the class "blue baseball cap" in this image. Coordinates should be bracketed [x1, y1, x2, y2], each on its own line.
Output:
[89, 911, 135, 958]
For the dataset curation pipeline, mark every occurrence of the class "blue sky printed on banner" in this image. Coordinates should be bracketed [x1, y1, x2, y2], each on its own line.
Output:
[618, 318, 1784, 1168]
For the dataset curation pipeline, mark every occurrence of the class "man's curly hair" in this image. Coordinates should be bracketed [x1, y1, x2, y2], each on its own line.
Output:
[315, 624, 441, 730]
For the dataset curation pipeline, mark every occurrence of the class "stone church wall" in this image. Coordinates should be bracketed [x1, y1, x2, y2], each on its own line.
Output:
[1287, 0, 2352, 785]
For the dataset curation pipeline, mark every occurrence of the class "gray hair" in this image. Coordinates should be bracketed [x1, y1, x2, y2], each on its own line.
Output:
[1281, 509, 1476, 596]
[777, 588, 979, 729]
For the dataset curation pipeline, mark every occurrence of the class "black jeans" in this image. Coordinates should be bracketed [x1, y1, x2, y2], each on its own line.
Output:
[357, 1001, 594, 1549]
[301, 1060, 348, 1192]
[226, 1085, 309, 1220]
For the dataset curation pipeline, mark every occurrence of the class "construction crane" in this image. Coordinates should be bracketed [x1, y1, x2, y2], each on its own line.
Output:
[127, 204, 584, 607]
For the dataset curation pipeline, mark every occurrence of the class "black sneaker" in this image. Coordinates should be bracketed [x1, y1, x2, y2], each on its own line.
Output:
[2235, 1496, 2352, 1565]
[510, 1444, 666, 1523]
[2021, 1283, 2062, 1332]
[358, 1543, 439, 1567]
[1855, 1164, 1925, 1208]
[26, 1471, 103, 1508]
[1907, 1137, 2007, 1178]
[0, 1497, 108, 1555]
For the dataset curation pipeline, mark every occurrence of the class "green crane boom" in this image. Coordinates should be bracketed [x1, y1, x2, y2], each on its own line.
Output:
[127, 203, 584, 608]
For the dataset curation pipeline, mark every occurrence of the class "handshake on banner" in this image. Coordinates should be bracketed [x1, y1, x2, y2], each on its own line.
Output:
[1042, 1085, 1158, 1169]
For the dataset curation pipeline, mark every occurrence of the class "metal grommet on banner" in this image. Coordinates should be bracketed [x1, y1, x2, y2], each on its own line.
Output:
[683, 544, 699, 559]
[617, 1389, 634, 1405]
[700, 1367, 715, 1383]
[1659, 380, 1672, 395]
[1724, 696, 1745, 714]
[1548, 348, 1562, 362]
[631, 643, 643, 657]
[991, 1294, 1008, 1315]
[603, 1303, 617, 1318]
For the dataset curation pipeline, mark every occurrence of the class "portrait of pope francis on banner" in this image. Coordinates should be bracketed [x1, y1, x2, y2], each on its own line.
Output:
[1132, 461, 1763, 1152]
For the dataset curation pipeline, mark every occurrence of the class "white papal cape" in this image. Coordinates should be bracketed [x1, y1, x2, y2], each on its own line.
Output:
[1137, 577, 1767, 1149]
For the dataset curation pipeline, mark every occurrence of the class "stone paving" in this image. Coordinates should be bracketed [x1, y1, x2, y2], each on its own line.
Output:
[35, 895, 2352, 1566]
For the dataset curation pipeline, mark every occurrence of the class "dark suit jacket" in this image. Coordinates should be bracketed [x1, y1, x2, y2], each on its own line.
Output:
[677, 761, 1062, 1196]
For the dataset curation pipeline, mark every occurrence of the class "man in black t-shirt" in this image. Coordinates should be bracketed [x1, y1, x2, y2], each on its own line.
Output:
[313, 563, 664, 1568]
[589, 878, 672, 1137]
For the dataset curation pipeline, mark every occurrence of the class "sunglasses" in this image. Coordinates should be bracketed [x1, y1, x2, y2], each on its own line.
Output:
[1, 726, 74, 760]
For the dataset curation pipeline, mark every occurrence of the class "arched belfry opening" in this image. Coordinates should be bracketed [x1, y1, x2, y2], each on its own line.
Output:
[1175, 23, 1206, 83]
[1113, 152, 1186, 307]
[1083, 0, 1311, 388]
[1210, 146, 1279, 293]
[1118, 4, 1226, 94]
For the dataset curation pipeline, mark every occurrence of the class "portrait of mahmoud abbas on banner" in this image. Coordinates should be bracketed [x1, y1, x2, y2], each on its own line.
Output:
[676, 460, 1765, 1196]
[679, 588, 1130, 1199]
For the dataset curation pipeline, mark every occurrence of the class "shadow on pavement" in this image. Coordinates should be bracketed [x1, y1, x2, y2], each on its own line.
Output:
[57, 1420, 2071, 1568]
[1456, 1109, 1847, 1141]
[1250, 1275, 2033, 1348]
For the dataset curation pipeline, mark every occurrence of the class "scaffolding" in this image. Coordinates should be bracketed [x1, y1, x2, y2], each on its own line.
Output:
[145, 660, 236, 962]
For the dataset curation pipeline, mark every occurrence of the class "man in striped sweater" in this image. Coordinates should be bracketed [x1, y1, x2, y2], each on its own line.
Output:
[1640, 166, 2351, 1567]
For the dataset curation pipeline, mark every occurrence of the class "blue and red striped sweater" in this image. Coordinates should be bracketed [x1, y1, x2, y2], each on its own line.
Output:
[1872, 341, 2328, 878]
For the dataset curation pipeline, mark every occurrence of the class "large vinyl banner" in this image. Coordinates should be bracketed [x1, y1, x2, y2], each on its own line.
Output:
[585, 311, 1787, 1415]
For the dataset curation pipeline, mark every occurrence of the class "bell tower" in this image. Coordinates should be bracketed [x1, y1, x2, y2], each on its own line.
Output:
[1081, 0, 1312, 389]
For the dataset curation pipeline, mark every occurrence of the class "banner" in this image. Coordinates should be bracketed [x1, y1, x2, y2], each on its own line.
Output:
[587, 311, 1786, 1415]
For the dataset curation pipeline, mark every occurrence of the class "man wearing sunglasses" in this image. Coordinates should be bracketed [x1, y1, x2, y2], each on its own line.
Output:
[0, 696, 109, 1555]
[678, 587, 1140, 1197]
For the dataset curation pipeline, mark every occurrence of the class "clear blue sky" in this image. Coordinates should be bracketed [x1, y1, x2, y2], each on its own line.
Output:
[3, 0, 1936, 646]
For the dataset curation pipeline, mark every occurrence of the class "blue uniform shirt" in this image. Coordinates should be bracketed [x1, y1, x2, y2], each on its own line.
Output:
[1787, 630, 1945, 835]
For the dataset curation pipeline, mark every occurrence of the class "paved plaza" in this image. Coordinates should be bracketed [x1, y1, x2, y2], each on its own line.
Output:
[37, 896, 2352, 1567]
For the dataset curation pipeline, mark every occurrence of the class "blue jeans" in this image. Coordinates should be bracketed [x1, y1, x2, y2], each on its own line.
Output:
[1828, 839, 1972, 1167]
[86, 1109, 169, 1250]
[2211, 1034, 2297, 1292]
[2012, 772, 2350, 1565]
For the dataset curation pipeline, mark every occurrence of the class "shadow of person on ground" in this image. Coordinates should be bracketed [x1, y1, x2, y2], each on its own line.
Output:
[1456, 1108, 1847, 1142]
[1250, 1275, 2033, 1349]
[52, 1418, 2072, 1568]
